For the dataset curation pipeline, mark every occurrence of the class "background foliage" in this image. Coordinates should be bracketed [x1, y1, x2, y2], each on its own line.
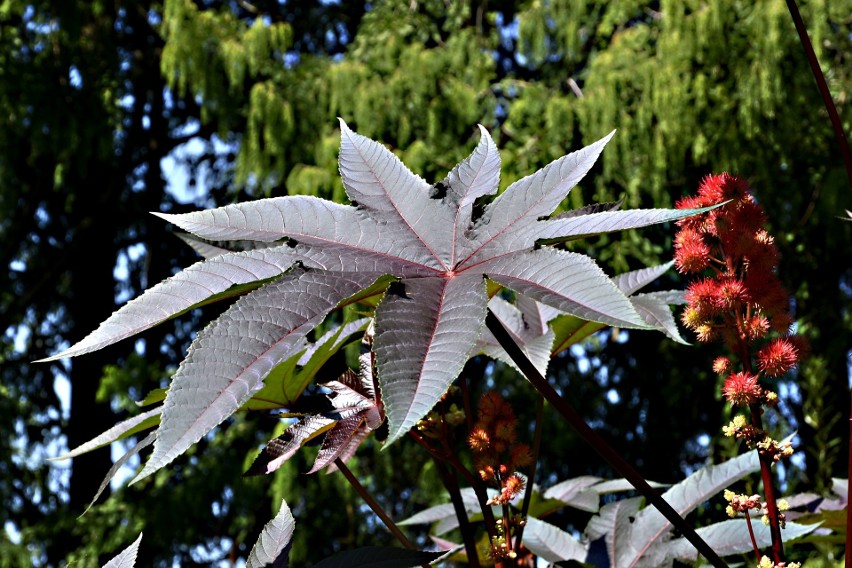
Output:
[1, 0, 850, 565]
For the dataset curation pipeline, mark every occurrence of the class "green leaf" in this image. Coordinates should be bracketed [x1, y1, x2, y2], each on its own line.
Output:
[550, 315, 605, 356]
[243, 318, 370, 411]
[137, 388, 167, 407]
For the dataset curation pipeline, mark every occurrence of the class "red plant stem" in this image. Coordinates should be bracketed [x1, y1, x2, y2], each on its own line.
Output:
[435, 401, 483, 566]
[744, 511, 761, 561]
[439, 419, 502, 541]
[747, 403, 785, 563]
[333, 458, 422, 558]
[735, 336, 785, 562]
[485, 311, 729, 568]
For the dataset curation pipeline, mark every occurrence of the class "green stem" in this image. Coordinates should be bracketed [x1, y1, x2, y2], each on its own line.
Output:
[485, 310, 728, 568]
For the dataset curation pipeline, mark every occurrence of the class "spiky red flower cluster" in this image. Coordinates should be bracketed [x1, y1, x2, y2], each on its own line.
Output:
[469, 392, 532, 505]
[721, 372, 762, 407]
[674, 174, 802, 407]
[756, 338, 800, 378]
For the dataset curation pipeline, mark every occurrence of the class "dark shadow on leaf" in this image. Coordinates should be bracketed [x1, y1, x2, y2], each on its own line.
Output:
[430, 181, 449, 200]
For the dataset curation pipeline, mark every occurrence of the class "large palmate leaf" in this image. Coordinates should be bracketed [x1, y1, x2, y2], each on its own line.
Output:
[478, 295, 555, 376]
[549, 261, 688, 354]
[398, 475, 668, 557]
[663, 519, 818, 564]
[84, 432, 156, 515]
[37, 249, 304, 361]
[44, 120, 710, 479]
[243, 317, 371, 411]
[246, 367, 382, 476]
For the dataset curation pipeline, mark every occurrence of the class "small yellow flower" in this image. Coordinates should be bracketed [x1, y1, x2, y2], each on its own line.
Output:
[723, 415, 747, 437]
[777, 499, 789, 511]
[758, 556, 773, 568]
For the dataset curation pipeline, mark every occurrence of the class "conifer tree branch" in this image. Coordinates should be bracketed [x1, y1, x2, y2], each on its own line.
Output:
[485, 310, 729, 568]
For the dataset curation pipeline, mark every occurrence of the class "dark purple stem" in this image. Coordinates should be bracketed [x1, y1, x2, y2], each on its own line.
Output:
[485, 310, 728, 568]
[785, 0, 852, 188]
[333, 458, 420, 555]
